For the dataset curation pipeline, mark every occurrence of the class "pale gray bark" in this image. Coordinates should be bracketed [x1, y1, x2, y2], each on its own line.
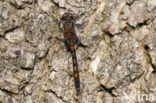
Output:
[0, 0, 156, 103]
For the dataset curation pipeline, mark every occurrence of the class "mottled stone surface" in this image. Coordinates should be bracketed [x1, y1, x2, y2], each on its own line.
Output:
[0, 0, 156, 103]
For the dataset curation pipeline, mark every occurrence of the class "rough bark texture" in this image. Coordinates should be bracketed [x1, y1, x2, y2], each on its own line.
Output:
[0, 0, 156, 103]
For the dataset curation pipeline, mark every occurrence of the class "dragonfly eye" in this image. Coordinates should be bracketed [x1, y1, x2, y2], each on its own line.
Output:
[61, 14, 66, 20]
[70, 15, 74, 19]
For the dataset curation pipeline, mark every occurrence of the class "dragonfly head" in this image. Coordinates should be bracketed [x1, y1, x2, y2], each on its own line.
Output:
[61, 12, 75, 21]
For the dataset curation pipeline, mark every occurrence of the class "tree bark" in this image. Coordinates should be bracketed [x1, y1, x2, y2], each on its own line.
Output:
[0, 0, 156, 103]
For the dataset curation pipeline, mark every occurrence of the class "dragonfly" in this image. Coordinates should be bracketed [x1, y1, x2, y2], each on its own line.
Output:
[59, 12, 87, 95]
